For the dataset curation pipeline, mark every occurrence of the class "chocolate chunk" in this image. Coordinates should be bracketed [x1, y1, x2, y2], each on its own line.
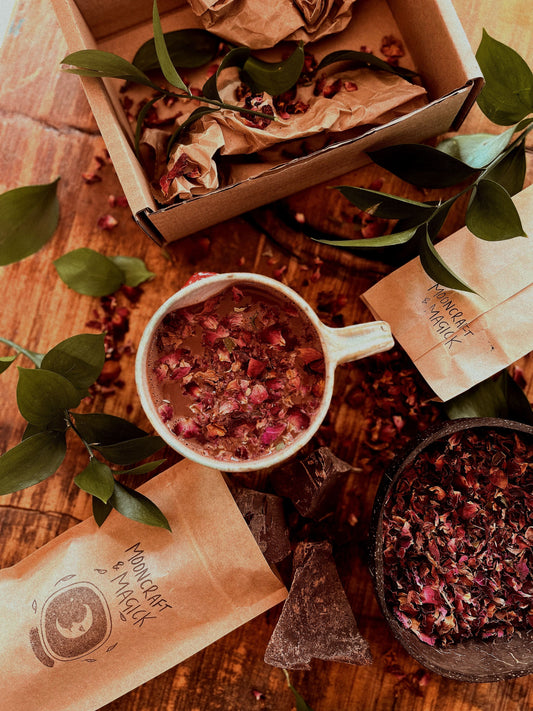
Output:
[232, 487, 291, 565]
[264, 541, 372, 669]
[270, 447, 353, 519]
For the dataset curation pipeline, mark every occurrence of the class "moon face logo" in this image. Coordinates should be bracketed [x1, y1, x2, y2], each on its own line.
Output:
[55, 603, 94, 639]
[32, 582, 112, 664]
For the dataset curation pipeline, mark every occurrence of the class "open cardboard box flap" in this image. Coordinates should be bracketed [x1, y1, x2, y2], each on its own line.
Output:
[51, 0, 483, 244]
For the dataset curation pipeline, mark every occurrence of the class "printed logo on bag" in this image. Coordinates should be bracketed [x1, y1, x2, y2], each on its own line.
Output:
[30, 580, 113, 667]
[29, 542, 174, 668]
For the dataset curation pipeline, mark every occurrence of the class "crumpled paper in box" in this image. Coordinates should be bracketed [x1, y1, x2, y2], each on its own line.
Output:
[361, 185, 533, 401]
[187, 0, 357, 49]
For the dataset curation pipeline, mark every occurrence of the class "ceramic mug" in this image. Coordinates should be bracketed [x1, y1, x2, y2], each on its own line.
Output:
[135, 272, 394, 472]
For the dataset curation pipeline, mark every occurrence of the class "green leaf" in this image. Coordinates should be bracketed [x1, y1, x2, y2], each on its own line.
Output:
[108, 256, 155, 287]
[22, 422, 43, 440]
[152, 0, 188, 92]
[54, 247, 124, 296]
[74, 459, 115, 503]
[466, 179, 527, 240]
[135, 95, 161, 159]
[94, 435, 165, 466]
[418, 227, 475, 293]
[109, 480, 171, 530]
[317, 49, 417, 83]
[336, 185, 435, 220]
[444, 371, 533, 425]
[61, 50, 158, 89]
[0, 430, 66, 495]
[202, 46, 251, 101]
[283, 670, 314, 711]
[117, 459, 167, 476]
[133, 29, 219, 72]
[316, 225, 418, 249]
[0, 355, 17, 374]
[41, 333, 105, 395]
[437, 127, 515, 169]
[484, 142, 527, 196]
[17, 368, 81, 427]
[166, 106, 218, 158]
[93, 496, 113, 527]
[0, 179, 59, 266]
[476, 30, 533, 125]
[242, 41, 305, 96]
[73, 412, 150, 446]
[369, 144, 478, 188]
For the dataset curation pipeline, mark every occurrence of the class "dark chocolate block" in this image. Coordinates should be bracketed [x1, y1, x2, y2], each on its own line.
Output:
[270, 447, 353, 519]
[232, 487, 291, 565]
[264, 541, 372, 669]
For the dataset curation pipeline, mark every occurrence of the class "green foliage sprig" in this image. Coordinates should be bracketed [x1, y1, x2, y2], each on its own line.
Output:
[54, 247, 154, 296]
[61, 1, 416, 161]
[0, 333, 169, 530]
[0, 179, 59, 265]
[317, 31, 533, 292]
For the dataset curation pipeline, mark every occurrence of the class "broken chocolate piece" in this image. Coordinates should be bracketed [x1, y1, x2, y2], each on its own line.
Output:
[264, 541, 372, 669]
[232, 487, 291, 565]
[270, 447, 352, 519]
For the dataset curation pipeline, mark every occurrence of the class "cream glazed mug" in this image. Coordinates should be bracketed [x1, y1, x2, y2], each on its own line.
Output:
[136, 272, 394, 472]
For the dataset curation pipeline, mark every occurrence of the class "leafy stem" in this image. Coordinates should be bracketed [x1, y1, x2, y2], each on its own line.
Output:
[65, 410, 95, 459]
[0, 335, 43, 367]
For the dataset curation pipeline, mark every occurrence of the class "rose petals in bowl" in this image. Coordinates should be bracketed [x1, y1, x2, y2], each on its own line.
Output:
[368, 417, 533, 682]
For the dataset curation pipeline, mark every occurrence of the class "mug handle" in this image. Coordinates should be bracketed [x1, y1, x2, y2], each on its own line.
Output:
[322, 321, 394, 365]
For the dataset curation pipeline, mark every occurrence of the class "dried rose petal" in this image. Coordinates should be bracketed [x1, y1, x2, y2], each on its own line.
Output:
[261, 423, 286, 446]
[97, 214, 118, 231]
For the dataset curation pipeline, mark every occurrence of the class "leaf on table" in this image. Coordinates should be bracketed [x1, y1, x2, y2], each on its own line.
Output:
[282, 670, 314, 711]
[108, 256, 155, 287]
[54, 247, 124, 296]
[317, 49, 417, 82]
[465, 179, 528, 240]
[61, 50, 158, 89]
[16, 367, 81, 427]
[73, 412, 151, 446]
[94, 435, 165, 466]
[437, 127, 515, 169]
[117, 459, 167, 476]
[202, 46, 251, 101]
[336, 185, 435, 220]
[242, 41, 305, 96]
[476, 30, 533, 125]
[109, 481, 171, 530]
[133, 28, 219, 72]
[0, 430, 67, 495]
[315, 225, 418, 249]
[0, 179, 59, 266]
[0, 355, 17, 374]
[368, 144, 478, 188]
[93, 495, 113, 527]
[75, 459, 115, 503]
[41, 333, 106, 396]
[418, 228, 475, 293]
[152, 0, 188, 92]
[444, 370, 533, 424]
[483, 142, 527, 196]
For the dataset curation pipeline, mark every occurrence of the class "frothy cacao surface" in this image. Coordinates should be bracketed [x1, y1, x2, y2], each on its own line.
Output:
[147, 283, 325, 461]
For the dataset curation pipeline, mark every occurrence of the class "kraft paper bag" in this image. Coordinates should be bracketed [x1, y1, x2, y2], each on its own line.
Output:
[0, 460, 287, 711]
[361, 186, 533, 401]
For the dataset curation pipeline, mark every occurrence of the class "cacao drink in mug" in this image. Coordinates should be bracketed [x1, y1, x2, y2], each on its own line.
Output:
[136, 273, 394, 471]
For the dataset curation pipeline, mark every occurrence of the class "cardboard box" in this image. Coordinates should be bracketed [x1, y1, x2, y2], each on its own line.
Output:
[50, 0, 483, 245]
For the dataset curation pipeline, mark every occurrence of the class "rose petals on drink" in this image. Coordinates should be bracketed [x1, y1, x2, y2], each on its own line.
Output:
[148, 284, 325, 461]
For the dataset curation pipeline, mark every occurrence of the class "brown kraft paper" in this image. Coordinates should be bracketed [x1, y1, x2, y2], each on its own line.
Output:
[0, 459, 287, 711]
[361, 185, 533, 401]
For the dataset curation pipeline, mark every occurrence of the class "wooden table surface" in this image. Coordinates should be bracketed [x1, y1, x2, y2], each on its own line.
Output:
[0, 1, 532, 709]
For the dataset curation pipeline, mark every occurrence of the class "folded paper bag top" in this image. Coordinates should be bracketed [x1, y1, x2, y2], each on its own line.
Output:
[361, 185, 533, 401]
[0, 460, 287, 711]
